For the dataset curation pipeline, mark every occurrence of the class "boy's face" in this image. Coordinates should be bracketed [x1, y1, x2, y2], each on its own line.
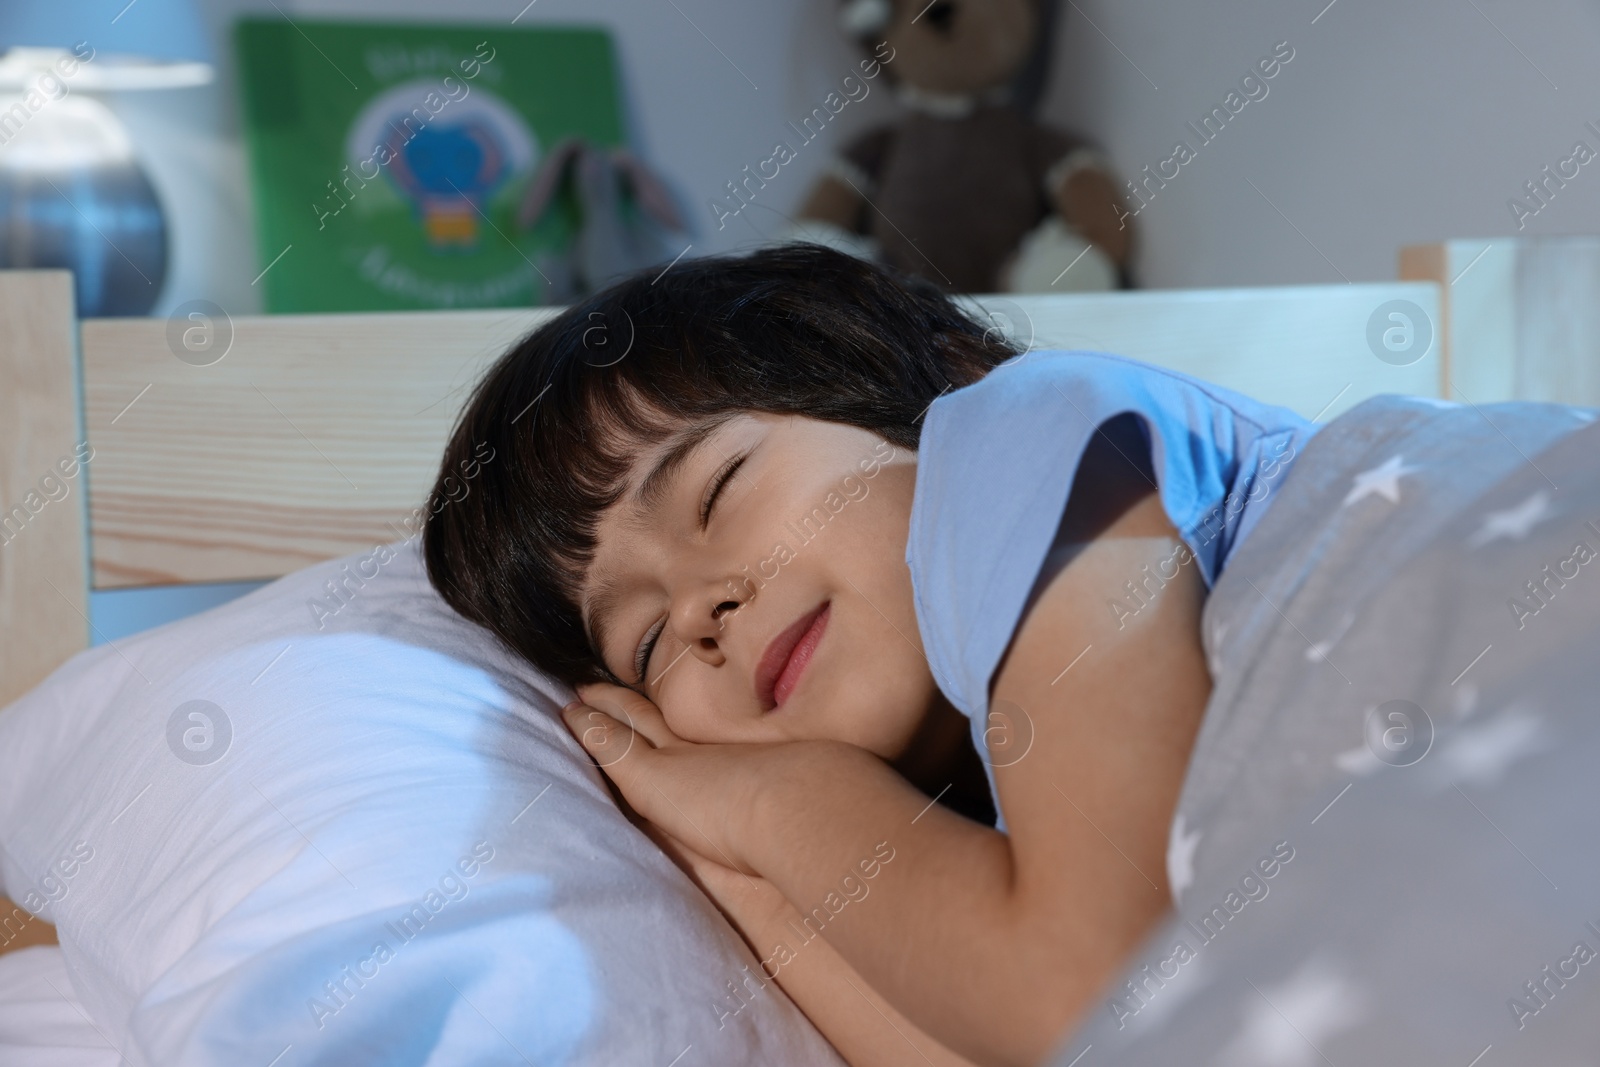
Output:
[578, 413, 940, 759]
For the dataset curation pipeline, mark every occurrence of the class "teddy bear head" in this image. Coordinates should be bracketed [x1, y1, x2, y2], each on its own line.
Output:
[837, 0, 1055, 103]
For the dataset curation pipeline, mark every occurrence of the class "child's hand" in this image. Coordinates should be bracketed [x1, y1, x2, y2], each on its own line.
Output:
[560, 681, 798, 877]
[583, 734, 787, 917]
[650, 822, 793, 937]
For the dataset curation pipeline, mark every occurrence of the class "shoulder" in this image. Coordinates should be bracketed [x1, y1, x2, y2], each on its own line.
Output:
[905, 350, 1312, 722]
[904, 352, 1171, 717]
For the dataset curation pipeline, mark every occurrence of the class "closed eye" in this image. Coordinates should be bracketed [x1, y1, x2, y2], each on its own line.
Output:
[634, 616, 666, 683]
[699, 451, 749, 530]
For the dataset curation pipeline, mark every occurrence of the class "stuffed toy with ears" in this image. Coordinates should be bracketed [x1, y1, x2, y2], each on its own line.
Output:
[786, 0, 1134, 293]
[518, 135, 690, 304]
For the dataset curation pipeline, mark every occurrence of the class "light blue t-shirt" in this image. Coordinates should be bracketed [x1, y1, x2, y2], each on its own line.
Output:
[905, 350, 1320, 816]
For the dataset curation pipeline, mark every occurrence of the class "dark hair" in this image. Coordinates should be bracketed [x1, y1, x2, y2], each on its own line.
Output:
[422, 241, 1019, 687]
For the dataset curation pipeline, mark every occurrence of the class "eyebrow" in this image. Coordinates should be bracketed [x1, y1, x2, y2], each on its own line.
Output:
[633, 415, 735, 516]
[583, 414, 736, 666]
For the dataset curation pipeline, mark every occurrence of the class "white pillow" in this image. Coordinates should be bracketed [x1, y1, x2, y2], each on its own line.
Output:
[0, 946, 120, 1066]
[0, 539, 840, 1066]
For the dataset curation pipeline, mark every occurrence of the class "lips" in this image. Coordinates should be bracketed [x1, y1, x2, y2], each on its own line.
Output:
[754, 602, 830, 711]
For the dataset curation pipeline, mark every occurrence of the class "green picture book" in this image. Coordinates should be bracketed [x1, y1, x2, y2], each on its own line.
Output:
[234, 19, 623, 312]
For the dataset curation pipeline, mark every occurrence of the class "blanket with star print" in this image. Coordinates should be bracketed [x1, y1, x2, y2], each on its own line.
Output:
[1052, 393, 1600, 1066]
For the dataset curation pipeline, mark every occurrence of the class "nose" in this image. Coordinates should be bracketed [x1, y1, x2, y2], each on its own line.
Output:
[673, 591, 746, 669]
[923, 0, 956, 34]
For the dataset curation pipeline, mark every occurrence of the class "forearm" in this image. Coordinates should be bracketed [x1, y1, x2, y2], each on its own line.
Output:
[718, 877, 980, 1067]
[737, 742, 1101, 1066]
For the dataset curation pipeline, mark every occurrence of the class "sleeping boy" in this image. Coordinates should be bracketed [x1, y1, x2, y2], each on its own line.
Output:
[423, 243, 1314, 1066]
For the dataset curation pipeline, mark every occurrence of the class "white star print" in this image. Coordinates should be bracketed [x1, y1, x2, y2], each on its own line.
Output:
[1210, 618, 1230, 651]
[1334, 742, 1382, 777]
[1342, 455, 1419, 508]
[1167, 814, 1201, 902]
[1205, 619, 1231, 677]
[1305, 611, 1356, 663]
[1429, 706, 1548, 789]
[1467, 491, 1554, 548]
[1214, 956, 1369, 1067]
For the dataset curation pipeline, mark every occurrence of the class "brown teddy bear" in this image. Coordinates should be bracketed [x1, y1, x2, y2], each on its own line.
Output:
[787, 0, 1134, 293]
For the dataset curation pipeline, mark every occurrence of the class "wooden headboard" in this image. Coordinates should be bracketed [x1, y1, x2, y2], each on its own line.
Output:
[2, 236, 1595, 953]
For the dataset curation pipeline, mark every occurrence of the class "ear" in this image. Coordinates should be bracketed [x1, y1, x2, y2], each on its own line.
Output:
[517, 136, 587, 229]
[839, 0, 893, 40]
[610, 148, 687, 233]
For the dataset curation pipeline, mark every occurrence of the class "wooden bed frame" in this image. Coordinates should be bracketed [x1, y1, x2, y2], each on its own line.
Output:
[3, 235, 1597, 956]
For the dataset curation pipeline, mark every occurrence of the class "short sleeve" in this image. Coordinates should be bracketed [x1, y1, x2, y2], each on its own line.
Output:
[906, 350, 1319, 731]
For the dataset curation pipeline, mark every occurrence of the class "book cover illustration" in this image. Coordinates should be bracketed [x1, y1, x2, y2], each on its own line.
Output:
[235, 20, 626, 311]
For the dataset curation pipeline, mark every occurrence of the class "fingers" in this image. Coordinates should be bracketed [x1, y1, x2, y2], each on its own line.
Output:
[560, 703, 640, 771]
[559, 704, 724, 870]
[575, 681, 679, 748]
[575, 679, 638, 711]
[643, 822, 768, 909]
[637, 819, 698, 870]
